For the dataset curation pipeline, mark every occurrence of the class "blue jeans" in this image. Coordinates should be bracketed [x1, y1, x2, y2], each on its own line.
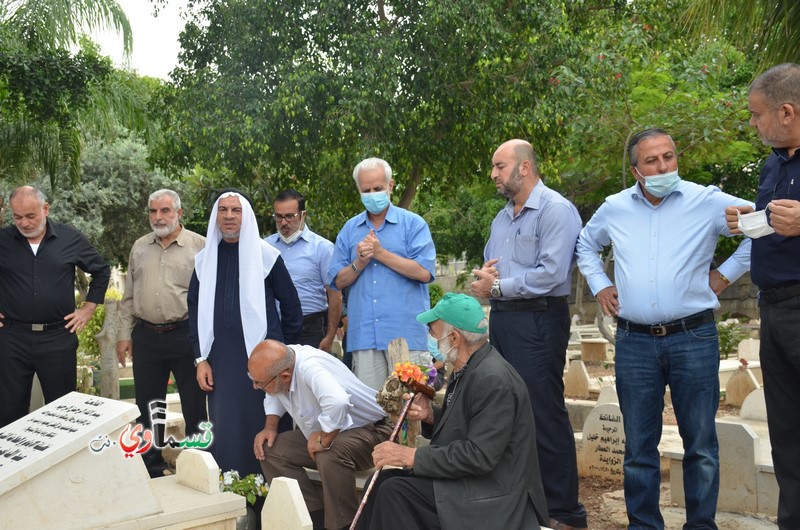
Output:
[615, 321, 720, 530]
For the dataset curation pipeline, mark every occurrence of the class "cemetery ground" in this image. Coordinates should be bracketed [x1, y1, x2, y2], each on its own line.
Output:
[577, 395, 777, 529]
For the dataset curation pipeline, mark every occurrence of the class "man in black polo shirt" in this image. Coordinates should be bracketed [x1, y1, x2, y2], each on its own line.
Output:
[726, 63, 800, 530]
[0, 186, 110, 427]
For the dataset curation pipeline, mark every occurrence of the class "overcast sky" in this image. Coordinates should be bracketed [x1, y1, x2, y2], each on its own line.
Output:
[91, 0, 189, 80]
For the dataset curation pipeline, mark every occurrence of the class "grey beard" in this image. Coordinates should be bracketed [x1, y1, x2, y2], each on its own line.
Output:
[221, 230, 240, 240]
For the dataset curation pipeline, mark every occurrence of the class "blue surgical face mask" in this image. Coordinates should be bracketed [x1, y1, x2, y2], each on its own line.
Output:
[636, 168, 681, 198]
[427, 333, 454, 362]
[361, 191, 390, 214]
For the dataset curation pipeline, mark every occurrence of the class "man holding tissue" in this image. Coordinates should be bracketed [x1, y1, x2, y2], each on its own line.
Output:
[725, 63, 800, 529]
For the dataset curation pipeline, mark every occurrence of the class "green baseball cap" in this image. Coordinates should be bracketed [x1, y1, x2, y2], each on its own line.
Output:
[416, 292, 488, 333]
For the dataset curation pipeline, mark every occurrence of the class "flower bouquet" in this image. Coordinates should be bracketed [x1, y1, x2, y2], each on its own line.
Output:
[219, 470, 268, 505]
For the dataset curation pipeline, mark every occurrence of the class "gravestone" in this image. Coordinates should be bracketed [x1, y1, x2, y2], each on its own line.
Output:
[0, 392, 160, 528]
[596, 385, 618, 405]
[262, 477, 313, 530]
[564, 360, 591, 399]
[740, 387, 768, 422]
[725, 368, 760, 407]
[737, 338, 760, 362]
[1, 392, 246, 529]
[580, 338, 608, 363]
[582, 403, 625, 482]
[176, 449, 219, 494]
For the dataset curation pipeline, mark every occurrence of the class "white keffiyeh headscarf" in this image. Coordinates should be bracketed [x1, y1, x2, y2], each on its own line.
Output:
[194, 192, 280, 360]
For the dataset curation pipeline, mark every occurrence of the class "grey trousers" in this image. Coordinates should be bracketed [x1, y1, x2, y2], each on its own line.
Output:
[260, 421, 392, 529]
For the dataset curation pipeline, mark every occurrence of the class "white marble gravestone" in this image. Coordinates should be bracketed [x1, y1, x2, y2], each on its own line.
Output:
[262, 477, 313, 530]
[582, 403, 625, 482]
[0, 392, 160, 528]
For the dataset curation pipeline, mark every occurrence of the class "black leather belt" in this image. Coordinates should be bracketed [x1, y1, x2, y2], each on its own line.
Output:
[490, 296, 567, 312]
[139, 319, 188, 333]
[303, 311, 326, 324]
[759, 282, 800, 306]
[617, 309, 715, 337]
[1, 318, 65, 332]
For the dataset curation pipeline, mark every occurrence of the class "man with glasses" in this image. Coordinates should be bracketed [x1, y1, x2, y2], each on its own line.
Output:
[265, 189, 342, 352]
[250, 339, 390, 530]
[116, 189, 207, 477]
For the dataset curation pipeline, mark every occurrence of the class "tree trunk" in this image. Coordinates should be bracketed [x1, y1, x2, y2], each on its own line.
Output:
[397, 167, 420, 209]
[96, 300, 120, 399]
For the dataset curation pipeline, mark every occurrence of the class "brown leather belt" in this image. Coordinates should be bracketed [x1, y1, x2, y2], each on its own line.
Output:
[139, 319, 188, 333]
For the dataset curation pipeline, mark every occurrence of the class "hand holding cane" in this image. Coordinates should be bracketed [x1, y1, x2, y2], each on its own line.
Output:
[349, 381, 435, 530]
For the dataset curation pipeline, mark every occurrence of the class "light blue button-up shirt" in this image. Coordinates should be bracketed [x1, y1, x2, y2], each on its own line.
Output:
[265, 225, 333, 315]
[484, 180, 583, 298]
[576, 181, 753, 324]
[329, 204, 436, 352]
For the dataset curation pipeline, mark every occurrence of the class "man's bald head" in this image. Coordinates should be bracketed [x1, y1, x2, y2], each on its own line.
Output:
[248, 340, 295, 394]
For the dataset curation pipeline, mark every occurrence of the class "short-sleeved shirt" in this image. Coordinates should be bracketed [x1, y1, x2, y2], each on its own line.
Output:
[329, 205, 436, 352]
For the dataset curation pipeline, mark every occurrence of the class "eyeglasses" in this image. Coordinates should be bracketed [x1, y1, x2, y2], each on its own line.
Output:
[247, 371, 279, 392]
[272, 212, 304, 222]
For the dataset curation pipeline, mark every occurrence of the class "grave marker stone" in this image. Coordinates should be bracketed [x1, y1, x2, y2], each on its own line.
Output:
[564, 360, 590, 399]
[583, 403, 625, 482]
[725, 368, 759, 407]
[0, 392, 161, 529]
[741, 387, 768, 422]
[262, 477, 313, 530]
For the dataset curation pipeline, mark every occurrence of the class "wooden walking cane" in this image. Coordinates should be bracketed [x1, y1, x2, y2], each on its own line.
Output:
[349, 381, 435, 530]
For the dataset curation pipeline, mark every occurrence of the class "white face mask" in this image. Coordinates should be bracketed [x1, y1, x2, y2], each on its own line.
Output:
[738, 209, 775, 239]
[279, 229, 303, 245]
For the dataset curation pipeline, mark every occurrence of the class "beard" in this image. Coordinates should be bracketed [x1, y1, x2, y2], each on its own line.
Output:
[151, 217, 180, 238]
[499, 164, 524, 199]
[18, 217, 47, 239]
[220, 229, 241, 240]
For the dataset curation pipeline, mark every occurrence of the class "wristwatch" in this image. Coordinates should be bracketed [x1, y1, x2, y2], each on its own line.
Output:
[490, 279, 502, 298]
[194, 357, 206, 367]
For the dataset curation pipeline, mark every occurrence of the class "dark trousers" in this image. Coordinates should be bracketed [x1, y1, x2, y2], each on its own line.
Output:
[0, 326, 77, 427]
[298, 311, 326, 348]
[132, 321, 207, 473]
[760, 297, 800, 530]
[489, 299, 587, 528]
[356, 469, 439, 530]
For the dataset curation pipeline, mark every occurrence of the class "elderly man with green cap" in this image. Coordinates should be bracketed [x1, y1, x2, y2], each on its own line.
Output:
[356, 292, 549, 530]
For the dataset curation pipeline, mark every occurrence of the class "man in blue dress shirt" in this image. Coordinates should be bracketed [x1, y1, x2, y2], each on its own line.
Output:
[577, 129, 752, 530]
[265, 189, 342, 352]
[329, 157, 436, 390]
[471, 139, 587, 530]
[725, 63, 800, 529]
